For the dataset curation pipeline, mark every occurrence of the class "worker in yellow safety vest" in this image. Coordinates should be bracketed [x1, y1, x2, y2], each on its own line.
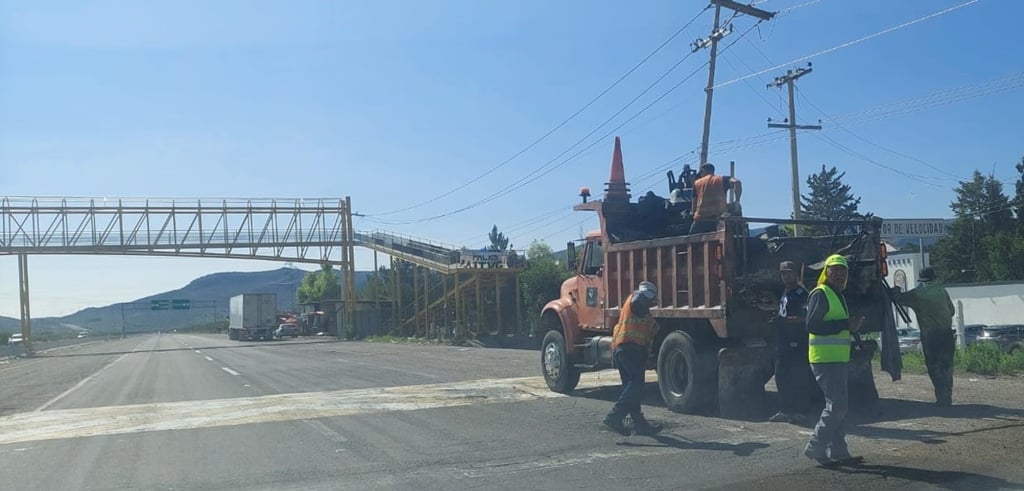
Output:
[803, 254, 864, 463]
[604, 281, 661, 436]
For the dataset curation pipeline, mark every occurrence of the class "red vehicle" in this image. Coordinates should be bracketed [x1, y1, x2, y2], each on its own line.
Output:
[539, 138, 889, 418]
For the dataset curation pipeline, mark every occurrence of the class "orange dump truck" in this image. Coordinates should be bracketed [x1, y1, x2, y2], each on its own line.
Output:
[539, 138, 891, 419]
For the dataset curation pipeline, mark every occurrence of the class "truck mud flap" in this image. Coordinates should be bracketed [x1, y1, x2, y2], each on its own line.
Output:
[717, 345, 771, 420]
[848, 339, 879, 411]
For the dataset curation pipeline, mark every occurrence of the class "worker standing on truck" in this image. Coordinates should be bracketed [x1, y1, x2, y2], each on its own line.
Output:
[604, 281, 661, 436]
[890, 267, 956, 407]
[770, 261, 814, 424]
[689, 163, 742, 235]
[804, 254, 864, 463]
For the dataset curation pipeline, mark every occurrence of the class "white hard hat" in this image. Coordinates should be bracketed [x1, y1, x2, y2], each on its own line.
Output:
[638, 281, 657, 300]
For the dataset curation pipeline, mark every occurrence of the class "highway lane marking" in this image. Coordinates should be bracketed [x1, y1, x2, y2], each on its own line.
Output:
[221, 367, 241, 376]
[302, 419, 349, 444]
[0, 370, 628, 445]
[34, 351, 132, 412]
[204, 356, 214, 362]
[33, 337, 156, 412]
[194, 350, 202, 354]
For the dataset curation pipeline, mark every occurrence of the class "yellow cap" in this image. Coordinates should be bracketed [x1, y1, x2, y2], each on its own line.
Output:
[817, 254, 849, 285]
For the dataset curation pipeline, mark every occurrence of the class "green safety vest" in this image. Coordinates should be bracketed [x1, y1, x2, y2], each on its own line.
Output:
[808, 285, 851, 364]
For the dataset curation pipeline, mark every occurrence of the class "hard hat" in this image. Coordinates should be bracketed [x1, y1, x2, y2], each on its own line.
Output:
[817, 254, 849, 286]
[638, 281, 657, 300]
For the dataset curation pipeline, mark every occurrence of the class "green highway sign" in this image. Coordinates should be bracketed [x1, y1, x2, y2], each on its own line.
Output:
[172, 299, 191, 310]
[151, 300, 170, 311]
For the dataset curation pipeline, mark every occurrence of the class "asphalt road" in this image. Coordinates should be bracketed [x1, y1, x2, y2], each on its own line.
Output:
[0, 333, 1022, 490]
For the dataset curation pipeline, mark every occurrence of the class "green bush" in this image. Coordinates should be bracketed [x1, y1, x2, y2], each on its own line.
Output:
[1001, 348, 1024, 375]
[961, 342, 1003, 376]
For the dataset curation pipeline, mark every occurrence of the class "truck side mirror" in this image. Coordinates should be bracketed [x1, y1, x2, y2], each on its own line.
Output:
[566, 242, 577, 272]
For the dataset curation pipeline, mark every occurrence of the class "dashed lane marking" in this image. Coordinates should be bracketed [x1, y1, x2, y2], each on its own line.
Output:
[221, 367, 241, 376]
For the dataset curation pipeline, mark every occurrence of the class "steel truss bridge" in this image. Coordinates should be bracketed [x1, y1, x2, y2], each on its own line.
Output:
[1, 197, 522, 352]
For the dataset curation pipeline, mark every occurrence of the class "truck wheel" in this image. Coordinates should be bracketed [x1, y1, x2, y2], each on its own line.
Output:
[657, 331, 717, 414]
[541, 330, 581, 393]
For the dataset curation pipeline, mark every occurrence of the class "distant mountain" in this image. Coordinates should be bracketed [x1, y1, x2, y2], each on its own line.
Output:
[7, 268, 375, 335]
[0, 316, 19, 332]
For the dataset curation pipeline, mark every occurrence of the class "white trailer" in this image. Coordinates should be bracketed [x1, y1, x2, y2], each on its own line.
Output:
[228, 293, 278, 341]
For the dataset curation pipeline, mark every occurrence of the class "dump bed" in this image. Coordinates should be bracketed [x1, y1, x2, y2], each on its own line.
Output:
[603, 217, 886, 339]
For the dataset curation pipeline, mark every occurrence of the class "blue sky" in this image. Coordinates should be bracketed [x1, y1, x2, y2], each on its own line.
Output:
[2, 0, 1022, 317]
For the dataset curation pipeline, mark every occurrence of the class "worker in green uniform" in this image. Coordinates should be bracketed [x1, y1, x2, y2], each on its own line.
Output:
[891, 267, 956, 407]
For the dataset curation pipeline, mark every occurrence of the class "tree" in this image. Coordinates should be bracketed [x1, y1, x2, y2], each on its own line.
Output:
[296, 264, 341, 303]
[358, 265, 390, 301]
[1015, 156, 1024, 234]
[800, 165, 862, 235]
[931, 170, 1023, 283]
[519, 240, 572, 335]
[898, 242, 920, 253]
[487, 225, 509, 252]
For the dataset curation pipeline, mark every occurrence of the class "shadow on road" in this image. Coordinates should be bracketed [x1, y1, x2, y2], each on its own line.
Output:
[573, 382, 670, 409]
[826, 460, 1019, 490]
[34, 338, 341, 359]
[843, 398, 1024, 444]
[617, 434, 770, 457]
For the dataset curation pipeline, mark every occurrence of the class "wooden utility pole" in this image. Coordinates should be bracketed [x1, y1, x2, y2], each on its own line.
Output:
[697, 0, 775, 166]
[767, 64, 821, 236]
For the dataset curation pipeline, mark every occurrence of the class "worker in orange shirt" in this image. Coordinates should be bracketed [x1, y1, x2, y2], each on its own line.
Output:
[604, 281, 661, 436]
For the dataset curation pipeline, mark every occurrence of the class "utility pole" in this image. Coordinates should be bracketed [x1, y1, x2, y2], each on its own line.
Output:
[696, 0, 774, 166]
[767, 63, 821, 236]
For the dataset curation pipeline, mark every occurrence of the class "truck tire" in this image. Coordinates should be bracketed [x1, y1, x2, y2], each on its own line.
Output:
[657, 330, 717, 414]
[541, 330, 581, 393]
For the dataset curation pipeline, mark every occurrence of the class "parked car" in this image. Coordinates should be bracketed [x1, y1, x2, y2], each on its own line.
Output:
[897, 328, 922, 354]
[962, 324, 986, 346]
[274, 323, 298, 340]
[976, 325, 1024, 353]
[8, 333, 23, 344]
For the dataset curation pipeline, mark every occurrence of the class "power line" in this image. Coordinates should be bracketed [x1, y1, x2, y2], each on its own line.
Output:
[813, 133, 946, 188]
[368, 7, 711, 217]
[795, 87, 965, 181]
[712, 0, 982, 90]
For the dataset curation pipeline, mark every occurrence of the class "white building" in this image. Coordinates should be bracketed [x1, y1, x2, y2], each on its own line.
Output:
[885, 251, 930, 328]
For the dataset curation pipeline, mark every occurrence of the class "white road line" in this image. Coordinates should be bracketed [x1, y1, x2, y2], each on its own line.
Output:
[302, 419, 349, 444]
[34, 351, 132, 413]
[204, 356, 214, 362]
[221, 367, 241, 376]
[0, 371, 626, 445]
[194, 350, 202, 354]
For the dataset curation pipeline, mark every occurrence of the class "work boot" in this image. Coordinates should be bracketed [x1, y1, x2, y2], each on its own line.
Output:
[803, 443, 829, 464]
[631, 414, 662, 436]
[827, 445, 853, 462]
[603, 415, 630, 436]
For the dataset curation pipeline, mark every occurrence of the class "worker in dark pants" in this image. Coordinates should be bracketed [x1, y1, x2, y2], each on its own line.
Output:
[891, 267, 956, 407]
[804, 254, 864, 463]
[604, 281, 661, 436]
[688, 163, 742, 235]
[770, 261, 815, 424]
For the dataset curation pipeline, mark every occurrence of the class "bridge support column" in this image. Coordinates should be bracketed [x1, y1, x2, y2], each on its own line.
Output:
[422, 266, 430, 338]
[412, 265, 419, 337]
[18, 253, 33, 355]
[454, 272, 462, 338]
[476, 275, 483, 336]
[495, 273, 502, 336]
[515, 273, 522, 337]
[392, 257, 401, 334]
